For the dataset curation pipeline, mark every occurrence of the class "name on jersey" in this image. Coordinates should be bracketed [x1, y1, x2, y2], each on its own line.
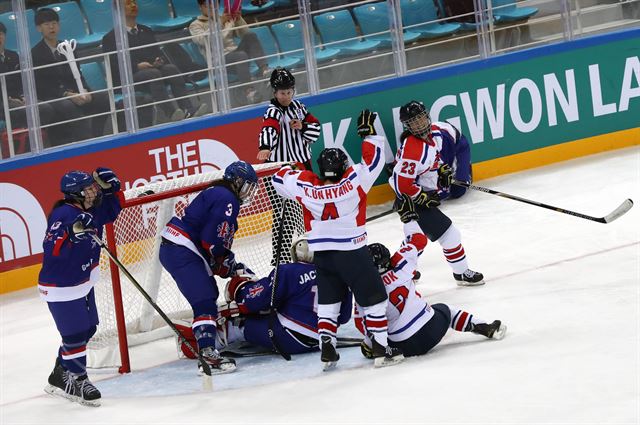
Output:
[303, 180, 354, 200]
[382, 270, 399, 286]
[298, 270, 316, 285]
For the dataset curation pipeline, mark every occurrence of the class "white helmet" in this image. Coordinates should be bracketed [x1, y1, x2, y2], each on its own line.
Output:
[290, 234, 313, 263]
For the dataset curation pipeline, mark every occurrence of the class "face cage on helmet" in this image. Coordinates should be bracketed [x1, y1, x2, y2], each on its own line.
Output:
[403, 112, 432, 139]
[237, 180, 258, 205]
[67, 182, 102, 208]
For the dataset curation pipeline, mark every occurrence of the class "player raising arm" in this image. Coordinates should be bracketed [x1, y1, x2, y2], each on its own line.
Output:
[391, 100, 484, 286]
[40, 168, 122, 407]
[272, 109, 404, 370]
[159, 161, 257, 375]
[356, 195, 506, 358]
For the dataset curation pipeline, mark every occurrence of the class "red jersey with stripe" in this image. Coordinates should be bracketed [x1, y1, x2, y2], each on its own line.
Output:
[272, 135, 386, 251]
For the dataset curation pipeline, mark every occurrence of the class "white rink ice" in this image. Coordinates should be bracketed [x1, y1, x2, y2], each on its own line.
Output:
[1, 146, 639, 424]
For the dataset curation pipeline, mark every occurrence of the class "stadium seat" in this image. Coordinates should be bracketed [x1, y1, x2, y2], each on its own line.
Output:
[135, 0, 193, 32]
[313, 10, 382, 56]
[172, 0, 201, 19]
[400, 0, 461, 38]
[46, 2, 102, 48]
[80, 61, 107, 91]
[241, 0, 276, 15]
[80, 0, 114, 37]
[271, 19, 341, 64]
[352, 2, 421, 45]
[0, 10, 40, 51]
[250, 26, 303, 69]
[492, 0, 538, 22]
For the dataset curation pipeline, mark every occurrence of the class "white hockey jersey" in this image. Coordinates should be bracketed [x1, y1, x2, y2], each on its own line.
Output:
[272, 135, 385, 251]
[355, 222, 434, 342]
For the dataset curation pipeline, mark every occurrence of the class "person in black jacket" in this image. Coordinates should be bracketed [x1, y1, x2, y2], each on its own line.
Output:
[31, 9, 110, 146]
[102, 0, 205, 123]
[0, 21, 54, 152]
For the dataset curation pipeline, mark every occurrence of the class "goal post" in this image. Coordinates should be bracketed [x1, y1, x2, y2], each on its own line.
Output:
[88, 163, 305, 372]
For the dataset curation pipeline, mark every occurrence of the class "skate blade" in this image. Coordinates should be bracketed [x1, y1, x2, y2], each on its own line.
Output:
[456, 279, 485, 287]
[492, 324, 507, 340]
[77, 398, 101, 407]
[322, 361, 338, 371]
[44, 385, 84, 405]
[198, 364, 237, 376]
[374, 354, 405, 368]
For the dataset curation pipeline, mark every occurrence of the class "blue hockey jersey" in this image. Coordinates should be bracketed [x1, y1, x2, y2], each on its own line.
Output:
[38, 193, 121, 302]
[433, 121, 472, 199]
[237, 262, 352, 343]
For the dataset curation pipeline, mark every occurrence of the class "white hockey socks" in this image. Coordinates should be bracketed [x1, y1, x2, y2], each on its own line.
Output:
[438, 225, 469, 274]
[361, 300, 390, 347]
[447, 305, 487, 332]
[317, 302, 341, 347]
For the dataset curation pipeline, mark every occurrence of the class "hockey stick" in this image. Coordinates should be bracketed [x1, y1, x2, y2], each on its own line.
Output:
[89, 233, 214, 390]
[267, 196, 292, 361]
[220, 337, 364, 358]
[453, 180, 634, 224]
[366, 208, 395, 222]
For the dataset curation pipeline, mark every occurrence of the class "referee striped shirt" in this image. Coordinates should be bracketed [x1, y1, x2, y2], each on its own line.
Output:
[258, 99, 321, 164]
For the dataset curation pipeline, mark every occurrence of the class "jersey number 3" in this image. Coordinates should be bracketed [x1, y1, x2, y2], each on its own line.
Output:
[321, 202, 339, 220]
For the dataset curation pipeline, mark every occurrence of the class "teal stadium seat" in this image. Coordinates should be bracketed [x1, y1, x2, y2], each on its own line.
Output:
[136, 0, 193, 32]
[352, 2, 422, 45]
[80, 0, 114, 37]
[250, 26, 303, 69]
[492, 0, 538, 22]
[313, 10, 382, 56]
[0, 10, 40, 51]
[271, 19, 341, 64]
[400, 0, 461, 38]
[46, 2, 102, 48]
[80, 61, 107, 91]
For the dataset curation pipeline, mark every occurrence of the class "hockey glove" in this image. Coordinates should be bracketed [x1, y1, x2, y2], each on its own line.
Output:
[437, 164, 453, 189]
[212, 251, 254, 278]
[396, 193, 419, 223]
[360, 341, 374, 359]
[69, 212, 96, 243]
[93, 167, 121, 193]
[224, 275, 254, 303]
[356, 109, 377, 138]
[414, 190, 441, 208]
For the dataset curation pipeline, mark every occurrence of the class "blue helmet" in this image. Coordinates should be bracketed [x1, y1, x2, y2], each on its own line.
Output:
[223, 161, 258, 203]
[60, 170, 100, 205]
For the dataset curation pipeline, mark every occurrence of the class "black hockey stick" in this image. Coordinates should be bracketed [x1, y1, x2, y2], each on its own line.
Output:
[220, 337, 364, 358]
[267, 197, 292, 361]
[366, 208, 395, 222]
[89, 233, 214, 390]
[453, 180, 634, 223]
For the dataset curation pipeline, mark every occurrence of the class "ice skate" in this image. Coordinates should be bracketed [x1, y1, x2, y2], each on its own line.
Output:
[453, 269, 485, 286]
[472, 320, 507, 340]
[198, 347, 237, 375]
[371, 337, 404, 368]
[73, 374, 101, 407]
[320, 336, 339, 371]
[44, 360, 78, 404]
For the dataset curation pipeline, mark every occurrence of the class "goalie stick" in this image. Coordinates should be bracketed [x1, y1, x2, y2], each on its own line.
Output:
[453, 180, 634, 224]
[220, 337, 364, 358]
[89, 233, 214, 391]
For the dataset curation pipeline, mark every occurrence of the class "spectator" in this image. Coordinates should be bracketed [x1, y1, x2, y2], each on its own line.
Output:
[0, 21, 54, 151]
[31, 8, 110, 146]
[102, 0, 206, 123]
[189, 0, 269, 104]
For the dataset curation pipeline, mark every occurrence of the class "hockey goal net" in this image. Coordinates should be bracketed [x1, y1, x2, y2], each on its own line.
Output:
[87, 163, 305, 372]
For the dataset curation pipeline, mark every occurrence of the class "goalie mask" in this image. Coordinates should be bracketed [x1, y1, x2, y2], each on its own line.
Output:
[223, 161, 258, 204]
[290, 234, 313, 263]
[399, 100, 432, 140]
[317, 148, 349, 181]
[367, 243, 391, 273]
[60, 170, 102, 208]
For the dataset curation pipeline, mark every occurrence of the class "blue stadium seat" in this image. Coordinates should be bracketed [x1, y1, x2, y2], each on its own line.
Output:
[80, 61, 107, 91]
[271, 19, 341, 64]
[241, 0, 276, 15]
[46, 2, 102, 48]
[313, 10, 382, 56]
[136, 0, 193, 32]
[179, 41, 216, 89]
[400, 0, 461, 38]
[492, 0, 538, 22]
[352, 2, 421, 45]
[250, 26, 303, 69]
[80, 0, 114, 37]
[172, 0, 201, 19]
[0, 10, 40, 51]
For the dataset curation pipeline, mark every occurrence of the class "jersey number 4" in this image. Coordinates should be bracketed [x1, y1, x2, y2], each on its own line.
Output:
[321, 202, 339, 220]
[389, 286, 409, 313]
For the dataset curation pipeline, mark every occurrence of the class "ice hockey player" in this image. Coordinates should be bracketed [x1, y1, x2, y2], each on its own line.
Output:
[271, 109, 404, 370]
[356, 194, 506, 358]
[391, 100, 484, 286]
[40, 168, 122, 407]
[159, 161, 258, 375]
[176, 235, 353, 357]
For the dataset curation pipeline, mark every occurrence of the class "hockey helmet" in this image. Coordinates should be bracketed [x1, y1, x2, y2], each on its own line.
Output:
[317, 148, 349, 181]
[367, 243, 391, 273]
[290, 233, 313, 263]
[270, 67, 295, 91]
[223, 161, 258, 204]
[60, 170, 102, 206]
[399, 100, 432, 140]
